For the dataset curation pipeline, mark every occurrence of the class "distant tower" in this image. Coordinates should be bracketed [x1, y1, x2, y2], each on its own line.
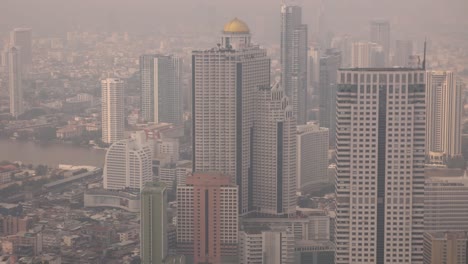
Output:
[101, 78, 125, 144]
[426, 71, 463, 164]
[351, 41, 384, 68]
[10, 28, 32, 71]
[192, 18, 270, 214]
[140, 182, 168, 264]
[140, 55, 182, 124]
[370, 20, 390, 65]
[103, 131, 153, 191]
[8, 46, 23, 118]
[281, 4, 308, 124]
[393, 40, 413, 67]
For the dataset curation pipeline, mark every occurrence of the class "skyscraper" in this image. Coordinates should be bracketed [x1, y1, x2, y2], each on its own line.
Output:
[192, 18, 270, 214]
[425, 71, 463, 164]
[10, 28, 32, 70]
[351, 41, 384, 68]
[140, 55, 182, 124]
[281, 4, 308, 124]
[176, 173, 238, 263]
[252, 82, 297, 217]
[103, 131, 153, 191]
[335, 69, 426, 263]
[140, 182, 168, 264]
[101, 78, 125, 144]
[318, 48, 341, 148]
[297, 123, 329, 193]
[370, 20, 390, 65]
[8, 47, 23, 118]
[393, 40, 413, 67]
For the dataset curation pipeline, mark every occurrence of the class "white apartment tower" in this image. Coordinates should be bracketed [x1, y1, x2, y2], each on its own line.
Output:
[140, 55, 182, 124]
[425, 71, 463, 164]
[335, 69, 426, 264]
[103, 131, 153, 191]
[252, 82, 297, 217]
[192, 18, 270, 214]
[101, 78, 125, 144]
[8, 46, 23, 118]
[297, 123, 329, 193]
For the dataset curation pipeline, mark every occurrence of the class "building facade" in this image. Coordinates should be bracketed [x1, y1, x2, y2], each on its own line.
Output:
[10, 28, 32, 70]
[369, 20, 390, 66]
[393, 40, 413, 67]
[335, 69, 426, 263]
[101, 78, 125, 144]
[423, 232, 468, 264]
[8, 46, 23, 118]
[351, 42, 384, 68]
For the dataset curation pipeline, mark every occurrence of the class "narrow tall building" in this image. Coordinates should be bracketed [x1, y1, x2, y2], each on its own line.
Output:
[281, 4, 308, 124]
[393, 40, 413, 67]
[192, 18, 270, 214]
[8, 47, 23, 118]
[426, 71, 463, 164]
[176, 173, 238, 263]
[140, 55, 182, 124]
[252, 82, 297, 217]
[370, 20, 390, 65]
[140, 182, 168, 264]
[335, 69, 426, 263]
[318, 49, 341, 148]
[103, 131, 153, 191]
[10, 28, 32, 70]
[101, 78, 125, 144]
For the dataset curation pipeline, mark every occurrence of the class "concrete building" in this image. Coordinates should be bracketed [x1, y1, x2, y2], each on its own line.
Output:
[176, 173, 238, 263]
[294, 240, 335, 264]
[101, 78, 125, 144]
[10, 28, 32, 70]
[393, 40, 413, 67]
[351, 41, 384, 68]
[297, 123, 329, 193]
[84, 189, 140, 213]
[252, 82, 297, 217]
[281, 4, 308, 124]
[423, 231, 468, 264]
[318, 49, 341, 148]
[140, 55, 182, 124]
[155, 160, 192, 189]
[334, 69, 426, 263]
[192, 18, 270, 214]
[369, 20, 390, 65]
[103, 131, 153, 191]
[426, 71, 463, 164]
[140, 182, 167, 264]
[8, 46, 23, 118]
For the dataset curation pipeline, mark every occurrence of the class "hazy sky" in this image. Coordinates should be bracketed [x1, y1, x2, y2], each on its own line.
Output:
[1, 0, 467, 42]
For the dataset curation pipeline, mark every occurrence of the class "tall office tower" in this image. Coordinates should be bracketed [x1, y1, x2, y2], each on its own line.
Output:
[370, 20, 390, 65]
[8, 47, 23, 118]
[331, 35, 352, 67]
[423, 232, 468, 264]
[393, 40, 413, 67]
[10, 28, 32, 70]
[318, 49, 341, 148]
[192, 18, 270, 214]
[252, 82, 297, 217]
[176, 173, 238, 263]
[351, 42, 384, 68]
[297, 123, 329, 193]
[140, 182, 168, 264]
[101, 78, 125, 144]
[281, 4, 308, 124]
[140, 55, 182, 124]
[426, 71, 463, 164]
[425, 175, 468, 232]
[335, 69, 426, 264]
[103, 131, 153, 191]
[308, 46, 320, 92]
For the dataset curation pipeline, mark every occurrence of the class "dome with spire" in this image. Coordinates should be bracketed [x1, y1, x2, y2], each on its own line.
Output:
[223, 18, 250, 34]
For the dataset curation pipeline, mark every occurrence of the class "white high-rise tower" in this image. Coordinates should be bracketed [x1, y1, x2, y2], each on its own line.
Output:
[101, 78, 125, 144]
[8, 46, 23, 118]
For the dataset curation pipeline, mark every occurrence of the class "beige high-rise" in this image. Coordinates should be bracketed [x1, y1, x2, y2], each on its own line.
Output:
[101, 78, 125, 144]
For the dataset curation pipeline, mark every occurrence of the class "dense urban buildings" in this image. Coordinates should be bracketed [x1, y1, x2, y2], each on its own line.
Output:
[101, 78, 125, 144]
[426, 71, 463, 164]
[423, 231, 468, 264]
[9, 28, 32, 70]
[176, 173, 238, 263]
[334, 68, 426, 263]
[8, 46, 23, 118]
[280, 4, 308, 124]
[103, 131, 153, 191]
[140, 54, 182, 124]
[369, 20, 390, 65]
[192, 18, 270, 214]
[297, 123, 329, 193]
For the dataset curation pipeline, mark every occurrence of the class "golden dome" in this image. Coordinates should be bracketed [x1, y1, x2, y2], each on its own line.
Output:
[223, 18, 250, 33]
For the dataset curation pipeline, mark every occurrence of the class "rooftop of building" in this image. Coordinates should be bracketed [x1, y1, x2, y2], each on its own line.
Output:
[426, 231, 468, 240]
[223, 18, 250, 34]
[339, 67, 424, 72]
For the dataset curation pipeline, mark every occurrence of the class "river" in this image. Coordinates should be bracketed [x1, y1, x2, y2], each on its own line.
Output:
[0, 138, 106, 167]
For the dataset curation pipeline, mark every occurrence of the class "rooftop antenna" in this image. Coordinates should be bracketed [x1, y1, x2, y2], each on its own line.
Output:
[422, 38, 427, 70]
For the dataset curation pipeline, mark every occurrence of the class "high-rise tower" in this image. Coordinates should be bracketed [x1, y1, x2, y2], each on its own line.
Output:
[370, 20, 390, 66]
[101, 78, 125, 144]
[10, 28, 32, 71]
[8, 47, 23, 118]
[335, 69, 425, 264]
[140, 55, 182, 124]
[192, 18, 270, 214]
[281, 4, 308, 124]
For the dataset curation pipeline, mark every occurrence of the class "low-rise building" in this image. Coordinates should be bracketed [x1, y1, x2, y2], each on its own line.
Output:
[423, 231, 468, 264]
